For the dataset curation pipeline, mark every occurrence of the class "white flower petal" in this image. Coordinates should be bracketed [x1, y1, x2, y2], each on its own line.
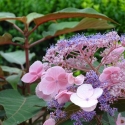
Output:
[91, 88, 103, 99]
[70, 93, 98, 108]
[81, 104, 97, 112]
[77, 84, 94, 99]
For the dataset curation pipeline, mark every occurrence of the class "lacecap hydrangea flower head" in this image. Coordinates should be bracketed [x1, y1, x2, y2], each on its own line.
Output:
[22, 31, 125, 125]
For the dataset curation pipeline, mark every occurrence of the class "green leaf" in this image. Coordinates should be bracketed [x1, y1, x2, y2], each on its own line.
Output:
[111, 99, 125, 112]
[60, 120, 73, 125]
[1, 66, 21, 74]
[12, 37, 25, 43]
[0, 110, 6, 118]
[6, 71, 22, 90]
[34, 7, 118, 26]
[26, 12, 44, 25]
[0, 89, 46, 125]
[0, 12, 26, 24]
[102, 112, 119, 125]
[107, 113, 116, 125]
[0, 50, 35, 66]
[42, 18, 114, 38]
[0, 33, 12, 45]
[0, 12, 16, 23]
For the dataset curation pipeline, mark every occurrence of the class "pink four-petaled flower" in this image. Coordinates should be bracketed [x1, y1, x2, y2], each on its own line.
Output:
[37, 66, 69, 98]
[21, 61, 44, 83]
[70, 84, 103, 112]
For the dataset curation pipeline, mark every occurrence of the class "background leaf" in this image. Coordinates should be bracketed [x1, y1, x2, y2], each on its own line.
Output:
[0, 33, 12, 45]
[34, 7, 118, 25]
[26, 12, 44, 25]
[0, 89, 46, 125]
[111, 99, 125, 112]
[12, 37, 25, 43]
[42, 18, 114, 38]
[0, 50, 35, 66]
[6, 71, 22, 90]
[0, 12, 16, 23]
[1, 66, 21, 74]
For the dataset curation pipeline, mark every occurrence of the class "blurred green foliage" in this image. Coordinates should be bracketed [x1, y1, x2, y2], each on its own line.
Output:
[0, 0, 125, 62]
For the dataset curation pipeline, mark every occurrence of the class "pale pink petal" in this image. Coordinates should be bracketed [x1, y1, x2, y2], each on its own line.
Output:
[46, 66, 65, 78]
[45, 76, 55, 81]
[35, 84, 52, 101]
[103, 66, 120, 73]
[81, 104, 97, 112]
[43, 118, 55, 125]
[55, 90, 73, 104]
[21, 73, 38, 83]
[47, 81, 57, 94]
[39, 78, 56, 95]
[68, 73, 75, 84]
[99, 73, 110, 82]
[29, 61, 44, 74]
[58, 73, 68, 87]
[70, 93, 98, 108]
[38, 78, 49, 92]
[112, 47, 124, 54]
[90, 88, 103, 99]
[99, 66, 120, 82]
[75, 75, 85, 85]
[77, 84, 94, 99]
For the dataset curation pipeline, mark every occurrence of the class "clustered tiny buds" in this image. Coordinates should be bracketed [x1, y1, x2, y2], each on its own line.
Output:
[22, 31, 125, 125]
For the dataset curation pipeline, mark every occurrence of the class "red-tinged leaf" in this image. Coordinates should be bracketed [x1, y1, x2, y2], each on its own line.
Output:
[42, 18, 115, 38]
[0, 12, 16, 23]
[34, 7, 119, 26]
[0, 12, 27, 24]
[0, 33, 12, 45]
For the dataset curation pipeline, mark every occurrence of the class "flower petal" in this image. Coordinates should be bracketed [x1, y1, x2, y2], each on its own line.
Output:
[75, 74, 85, 85]
[55, 90, 73, 104]
[39, 78, 56, 95]
[58, 73, 68, 87]
[68, 73, 75, 84]
[35, 84, 52, 101]
[77, 84, 94, 99]
[90, 88, 103, 99]
[81, 104, 97, 112]
[21, 73, 38, 83]
[46, 66, 65, 79]
[29, 60, 44, 74]
[43, 118, 55, 125]
[70, 93, 97, 108]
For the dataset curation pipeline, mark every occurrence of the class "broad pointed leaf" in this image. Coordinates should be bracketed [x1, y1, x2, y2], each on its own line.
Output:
[0, 50, 35, 65]
[42, 18, 115, 38]
[34, 7, 118, 26]
[0, 12, 26, 24]
[1, 66, 21, 74]
[26, 12, 44, 25]
[6, 71, 22, 90]
[0, 89, 46, 125]
[0, 33, 12, 45]
[0, 12, 15, 23]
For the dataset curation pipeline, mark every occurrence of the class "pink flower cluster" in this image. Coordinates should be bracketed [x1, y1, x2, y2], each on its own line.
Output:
[21, 31, 125, 125]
